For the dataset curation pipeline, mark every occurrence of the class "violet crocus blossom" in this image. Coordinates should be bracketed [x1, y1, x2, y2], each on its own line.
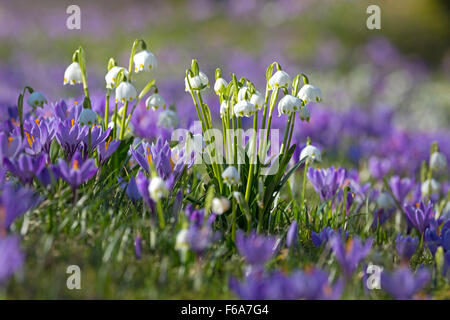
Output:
[118, 176, 141, 202]
[330, 235, 373, 277]
[135, 171, 155, 213]
[23, 118, 55, 156]
[389, 176, 414, 205]
[55, 120, 87, 158]
[424, 221, 450, 256]
[81, 126, 110, 157]
[0, 132, 22, 159]
[134, 235, 142, 259]
[286, 221, 298, 248]
[54, 99, 82, 122]
[0, 182, 39, 230]
[0, 235, 25, 283]
[235, 231, 278, 267]
[98, 137, 120, 166]
[404, 201, 435, 235]
[307, 166, 346, 201]
[54, 151, 97, 191]
[381, 266, 430, 300]
[289, 268, 344, 300]
[395, 234, 419, 261]
[311, 226, 348, 248]
[368, 156, 391, 181]
[3, 153, 46, 184]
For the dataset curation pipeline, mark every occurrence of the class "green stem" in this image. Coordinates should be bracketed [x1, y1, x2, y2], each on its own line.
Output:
[300, 160, 309, 213]
[156, 200, 166, 229]
[119, 101, 129, 140]
[245, 111, 258, 203]
[104, 91, 110, 128]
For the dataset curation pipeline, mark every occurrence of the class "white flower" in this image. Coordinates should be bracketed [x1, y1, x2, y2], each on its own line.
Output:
[421, 179, 441, 196]
[220, 101, 228, 118]
[222, 166, 240, 186]
[298, 106, 311, 121]
[430, 152, 447, 172]
[78, 108, 98, 126]
[145, 93, 166, 111]
[105, 66, 128, 89]
[214, 78, 228, 95]
[250, 92, 264, 110]
[211, 197, 230, 215]
[185, 71, 209, 91]
[175, 229, 189, 251]
[63, 62, 83, 85]
[277, 95, 302, 116]
[133, 50, 157, 72]
[27, 92, 47, 108]
[298, 84, 322, 104]
[148, 176, 169, 201]
[233, 100, 256, 117]
[376, 192, 396, 210]
[158, 110, 178, 129]
[299, 145, 321, 162]
[115, 82, 137, 104]
[268, 70, 291, 90]
[238, 86, 249, 101]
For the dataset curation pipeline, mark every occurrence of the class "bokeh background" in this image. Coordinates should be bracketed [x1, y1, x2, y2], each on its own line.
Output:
[0, 0, 449, 139]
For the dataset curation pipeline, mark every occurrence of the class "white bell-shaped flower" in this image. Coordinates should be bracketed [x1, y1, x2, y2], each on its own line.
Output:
[115, 82, 137, 104]
[376, 192, 396, 210]
[268, 70, 291, 90]
[146, 93, 166, 111]
[222, 166, 241, 186]
[299, 106, 311, 122]
[211, 197, 230, 215]
[238, 86, 249, 101]
[105, 66, 128, 89]
[158, 110, 178, 129]
[185, 71, 209, 91]
[233, 100, 255, 117]
[148, 176, 169, 201]
[277, 95, 302, 116]
[299, 145, 321, 162]
[250, 92, 264, 110]
[214, 78, 228, 95]
[220, 101, 229, 118]
[430, 152, 446, 172]
[27, 92, 47, 108]
[133, 50, 157, 73]
[298, 84, 322, 104]
[421, 179, 441, 196]
[63, 62, 83, 85]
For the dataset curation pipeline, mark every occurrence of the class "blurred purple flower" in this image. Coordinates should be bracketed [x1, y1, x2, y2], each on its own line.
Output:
[381, 266, 430, 300]
[330, 235, 373, 277]
[3, 153, 46, 184]
[0, 235, 24, 283]
[236, 231, 278, 267]
[307, 166, 346, 201]
[395, 234, 419, 261]
[404, 201, 435, 235]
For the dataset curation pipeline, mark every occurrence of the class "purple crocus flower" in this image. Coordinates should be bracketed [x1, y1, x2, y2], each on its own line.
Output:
[81, 126, 110, 158]
[54, 99, 82, 122]
[395, 234, 419, 261]
[424, 221, 450, 256]
[229, 272, 286, 300]
[0, 235, 25, 283]
[118, 176, 141, 202]
[389, 176, 413, 205]
[307, 166, 346, 201]
[3, 153, 46, 184]
[134, 235, 142, 259]
[368, 156, 391, 181]
[98, 136, 120, 166]
[404, 201, 435, 234]
[330, 235, 373, 277]
[135, 171, 155, 212]
[54, 151, 97, 191]
[311, 226, 348, 248]
[23, 118, 55, 156]
[381, 266, 430, 300]
[371, 208, 395, 229]
[235, 231, 278, 267]
[289, 268, 344, 300]
[0, 132, 22, 159]
[0, 182, 39, 231]
[286, 221, 298, 248]
[55, 120, 87, 159]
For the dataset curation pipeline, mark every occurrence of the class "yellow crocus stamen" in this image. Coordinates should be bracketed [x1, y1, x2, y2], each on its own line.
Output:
[170, 157, 174, 172]
[71, 119, 75, 127]
[74, 101, 78, 105]
[415, 202, 420, 208]
[345, 239, 354, 253]
[146, 147, 153, 167]
[24, 132, 33, 148]
[105, 136, 111, 151]
[72, 160, 79, 170]
[7, 136, 13, 147]
[35, 118, 40, 125]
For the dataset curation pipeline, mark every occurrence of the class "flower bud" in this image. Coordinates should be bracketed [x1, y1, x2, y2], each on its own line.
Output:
[148, 176, 169, 201]
[105, 66, 128, 89]
[299, 145, 321, 163]
[421, 179, 441, 196]
[27, 92, 47, 108]
[268, 70, 291, 90]
[78, 108, 98, 126]
[211, 197, 230, 215]
[430, 152, 447, 172]
[222, 166, 241, 186]
[214, 78, 228, 95]
[115, 82, 137, 104]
